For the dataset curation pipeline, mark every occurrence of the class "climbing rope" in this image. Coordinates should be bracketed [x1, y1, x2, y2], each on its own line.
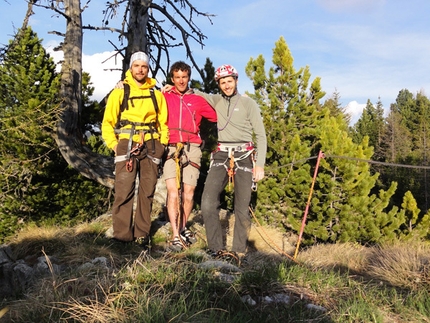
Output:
[227, 151, 235, 191]
[249, 206, 299, 264]
[172, 143, 188, 249]
[174, 143, 184, 190]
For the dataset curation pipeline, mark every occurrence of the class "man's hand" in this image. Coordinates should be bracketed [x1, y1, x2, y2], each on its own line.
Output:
[115, 80, 124, 89]
[161, 84, 173, 93]
[253, 166, 265, 182]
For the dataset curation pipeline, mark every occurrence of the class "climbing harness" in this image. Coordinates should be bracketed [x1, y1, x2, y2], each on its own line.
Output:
[114, 141, 162, 172]
[166, 143, 201, 173]
[211, 142, 257, 192]
[113, 84, 162, 172]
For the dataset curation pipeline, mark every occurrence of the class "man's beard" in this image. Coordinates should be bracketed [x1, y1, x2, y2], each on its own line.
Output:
[222, 87, 238, 98]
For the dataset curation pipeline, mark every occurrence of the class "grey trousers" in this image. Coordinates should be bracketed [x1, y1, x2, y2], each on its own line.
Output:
[201, 151, 253, 253]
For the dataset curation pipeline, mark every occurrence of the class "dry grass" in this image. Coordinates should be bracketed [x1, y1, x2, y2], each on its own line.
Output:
[298, 241, 430, 289]
[3, 212, 430, 322]
[298, 242, 370, 271]
[365, 240, 430, 289]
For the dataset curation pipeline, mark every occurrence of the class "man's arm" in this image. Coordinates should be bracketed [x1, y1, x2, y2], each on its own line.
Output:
[192, 89, 221, 108]
[155, 91, 169, 146]
[247, 98, 267, 181]
[196, 96, 217, 122]
[101, 89, 123, 154]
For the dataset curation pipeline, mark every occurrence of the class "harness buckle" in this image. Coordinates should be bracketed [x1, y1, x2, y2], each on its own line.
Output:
[217, 142, 254, 153]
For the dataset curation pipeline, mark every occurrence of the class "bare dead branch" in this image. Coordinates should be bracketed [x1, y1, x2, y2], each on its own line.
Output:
[149, 1, 213, 79]
[82, 25, 123, 34]
[48, 30, 65, 37]
[32, 1, 70, 21]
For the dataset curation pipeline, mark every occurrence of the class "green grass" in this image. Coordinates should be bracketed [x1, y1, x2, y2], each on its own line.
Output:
[1, 217, 430, 322]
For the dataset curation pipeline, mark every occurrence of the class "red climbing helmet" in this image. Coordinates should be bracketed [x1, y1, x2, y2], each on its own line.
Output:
[214, 64, 239, 82]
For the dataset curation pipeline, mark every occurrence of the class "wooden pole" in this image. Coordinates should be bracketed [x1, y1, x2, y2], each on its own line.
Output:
[294, 150, 324, 259]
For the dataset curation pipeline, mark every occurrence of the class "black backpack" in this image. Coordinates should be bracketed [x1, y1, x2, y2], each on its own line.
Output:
[114, 83, 159, 129]
[100, 83, 160, 128]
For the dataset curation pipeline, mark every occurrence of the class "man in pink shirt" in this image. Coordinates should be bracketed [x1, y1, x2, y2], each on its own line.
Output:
[163, 61, 217, 251]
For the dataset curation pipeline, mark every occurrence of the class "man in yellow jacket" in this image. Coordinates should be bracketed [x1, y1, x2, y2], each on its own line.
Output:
[102, 51, 169, 247]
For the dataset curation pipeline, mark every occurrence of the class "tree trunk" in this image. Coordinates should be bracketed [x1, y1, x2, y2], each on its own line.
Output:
[122, 0, 151, 77]
[55, 0, 115, 188]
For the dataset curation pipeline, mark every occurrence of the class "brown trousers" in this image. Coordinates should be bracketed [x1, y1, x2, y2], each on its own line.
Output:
[112, 138, 164, 241]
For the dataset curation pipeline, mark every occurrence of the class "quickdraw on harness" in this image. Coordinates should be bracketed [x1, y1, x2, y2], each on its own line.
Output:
[211, 142, 257, 192]
[126, 132, 145, 172]
[113, 83, 162, 172]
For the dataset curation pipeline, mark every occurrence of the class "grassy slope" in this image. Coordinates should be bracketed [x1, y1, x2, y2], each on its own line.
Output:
[1, 211, 430, 323]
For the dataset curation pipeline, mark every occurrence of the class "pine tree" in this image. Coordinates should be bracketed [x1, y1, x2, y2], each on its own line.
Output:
[380, 104, 412, 163]
[314, 118, 402, 243]
[245, 36, 328, 233]
[396, 89, 418, 138]
[191, 57, 219, 95]
[372, 98, 386, 160]
[0, 27, 111, 241]
[245, 37, 326, 227]
[379, 90, 430, 214]
[352, 98, 386, 156]
[245, 36, 407, 244]
[81, 72, 111, 156]
[322, 90, 350, 126]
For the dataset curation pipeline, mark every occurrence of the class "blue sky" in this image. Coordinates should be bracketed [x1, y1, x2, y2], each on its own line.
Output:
[1, 0, 430, 124]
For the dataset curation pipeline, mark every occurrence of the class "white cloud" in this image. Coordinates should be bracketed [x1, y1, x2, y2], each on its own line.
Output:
[82, 52, 122, 101]
[345, 101, 366, 124]
[44, 40, 63, 72]
[45, 40, 122, 101]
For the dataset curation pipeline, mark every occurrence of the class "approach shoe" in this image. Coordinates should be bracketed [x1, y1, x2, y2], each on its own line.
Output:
[180, 227, 197, 244]
[167, 236, 186, 252]
[135, 236, 150, 249]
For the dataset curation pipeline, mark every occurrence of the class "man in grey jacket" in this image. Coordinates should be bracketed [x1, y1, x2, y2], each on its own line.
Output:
[195, 64, 267, 260]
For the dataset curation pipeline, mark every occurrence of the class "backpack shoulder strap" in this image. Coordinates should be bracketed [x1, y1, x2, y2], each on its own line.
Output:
[115, 86, 160, 129]
[115, 83, 131, 129]
[121, 83, 131, 112]
[148, 88, 159, 114]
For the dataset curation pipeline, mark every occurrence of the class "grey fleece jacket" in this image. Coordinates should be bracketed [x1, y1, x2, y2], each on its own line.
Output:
[195, 90, 267, 167]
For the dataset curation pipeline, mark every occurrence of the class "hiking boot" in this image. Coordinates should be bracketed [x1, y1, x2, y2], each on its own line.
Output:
[208, 250, 239, 263]
[167, 236, 186, 252]
[207, 249, 222, 258]
[235, 252, 247, 266]
[223, 251, 240, 263]
[180, 227, 197, 245]
[135, 236, 150, 249]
